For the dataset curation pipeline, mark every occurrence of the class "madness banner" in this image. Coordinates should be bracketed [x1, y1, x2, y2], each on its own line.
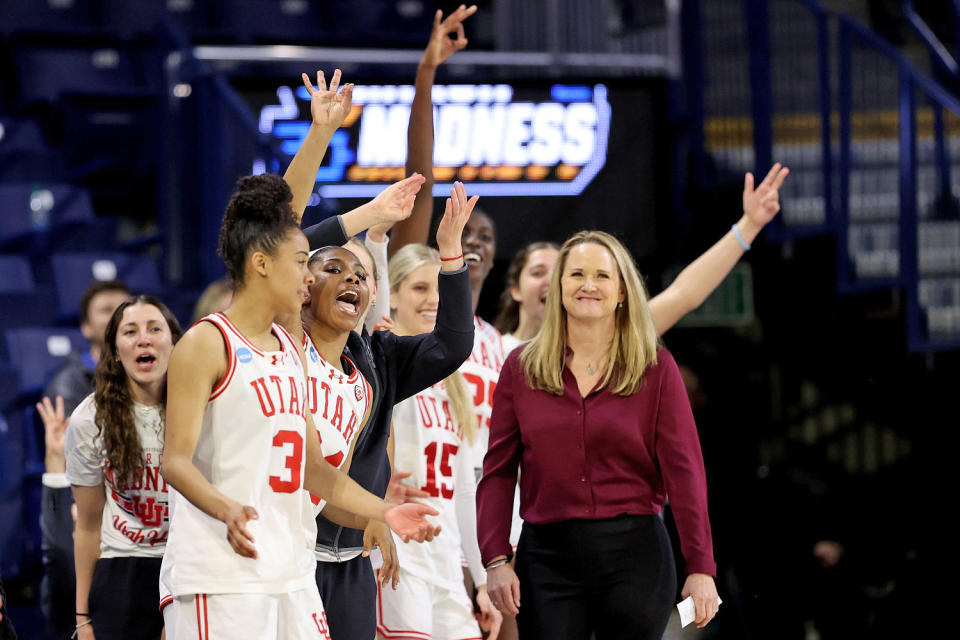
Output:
[255, 83, 611, 198]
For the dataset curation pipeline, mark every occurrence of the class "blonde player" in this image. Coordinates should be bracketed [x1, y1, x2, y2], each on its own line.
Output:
[159, 172, 439, 640]
[376, 244, 502, 640]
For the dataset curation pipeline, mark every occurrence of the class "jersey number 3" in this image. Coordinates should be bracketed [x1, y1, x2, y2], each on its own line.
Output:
[421, 442, 458, 499]
[269, 430, 303, 493]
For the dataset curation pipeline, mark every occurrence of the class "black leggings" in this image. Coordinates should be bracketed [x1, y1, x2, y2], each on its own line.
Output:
[515, 514, 677, 640]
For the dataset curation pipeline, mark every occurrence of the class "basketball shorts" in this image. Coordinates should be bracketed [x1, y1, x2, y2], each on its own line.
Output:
[376, 568, 481, 640]
[161, 587, 331, 640]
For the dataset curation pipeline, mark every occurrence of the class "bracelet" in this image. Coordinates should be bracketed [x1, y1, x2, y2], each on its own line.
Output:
[440, 254, 463, 262]
[485, 558, 508, 570]
[72, 619, 93, 638]
[731, 223, 751, 251]
[75, 612, 91, 617]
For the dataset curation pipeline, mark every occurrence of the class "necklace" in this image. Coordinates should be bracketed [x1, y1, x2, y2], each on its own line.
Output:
[587, 362, 596, 375]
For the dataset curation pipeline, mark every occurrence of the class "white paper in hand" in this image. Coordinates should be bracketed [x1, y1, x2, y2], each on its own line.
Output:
[677, 595, 722, 628]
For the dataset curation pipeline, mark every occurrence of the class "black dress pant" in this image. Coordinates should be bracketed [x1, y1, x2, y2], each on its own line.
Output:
[88, 557, 163, 640]
[515, 514, 676, 640]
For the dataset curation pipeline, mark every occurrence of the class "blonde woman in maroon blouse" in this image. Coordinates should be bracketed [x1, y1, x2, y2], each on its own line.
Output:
[477, 230, 718, 639]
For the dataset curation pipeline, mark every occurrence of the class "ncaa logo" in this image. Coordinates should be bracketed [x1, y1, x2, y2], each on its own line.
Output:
[354, 385, 363, 401]
[236, 347, 253, 363]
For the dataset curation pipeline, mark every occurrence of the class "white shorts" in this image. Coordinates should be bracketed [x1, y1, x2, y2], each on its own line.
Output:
[162, 588, 331, 640]
[376, 568, 481, 640]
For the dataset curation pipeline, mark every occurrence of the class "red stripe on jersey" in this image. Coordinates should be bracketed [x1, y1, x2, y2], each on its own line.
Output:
[158, 595, 173, 613]
[201, 318, 237, 401]
[216, 312, 291, 356]
[202, 594, 209, 639]
[304, 333, 363, 385]
[213, 313, 264, 356]
[195, 595, 203, 639]
[272, 323, 297, 353]
[375, 572, 432, 639]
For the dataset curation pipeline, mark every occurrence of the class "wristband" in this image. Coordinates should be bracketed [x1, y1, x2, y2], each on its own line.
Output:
[72, 619, 93, 638]
[440, 254, 463, 262]
[731, 223, 751, 251]
[75, 612, 91, 617]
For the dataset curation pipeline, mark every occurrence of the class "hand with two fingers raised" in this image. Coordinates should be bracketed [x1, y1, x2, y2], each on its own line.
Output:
[742, 162, 790, 229]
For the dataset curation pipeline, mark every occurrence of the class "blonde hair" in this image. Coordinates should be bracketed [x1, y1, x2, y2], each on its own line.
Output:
[389, 243, 478, 444]
[520, 230, 659, 396]
[192, 278, 233, 323]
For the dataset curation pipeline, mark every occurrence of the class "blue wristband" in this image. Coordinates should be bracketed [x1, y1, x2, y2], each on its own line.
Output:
[731, 223, 751, 251]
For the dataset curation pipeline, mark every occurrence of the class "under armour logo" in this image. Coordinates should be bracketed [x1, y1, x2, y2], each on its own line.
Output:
[271, 354, 281, 366]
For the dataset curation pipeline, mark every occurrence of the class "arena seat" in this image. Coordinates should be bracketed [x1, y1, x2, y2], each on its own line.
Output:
[0, 0, 100, 36]
[13, 45, 155, 105]
[0, 256, 34, 293]
[51, 252, 161, 320]
[3, 327, 87, 394]
[211, 0, 330, 44]
[99, 0, 216, 40]
[0, 116, 62, 183]
[0, 183, 96, 249]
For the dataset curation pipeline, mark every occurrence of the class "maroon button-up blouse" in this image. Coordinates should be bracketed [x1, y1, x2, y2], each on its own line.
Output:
[476, 346, 716, 577]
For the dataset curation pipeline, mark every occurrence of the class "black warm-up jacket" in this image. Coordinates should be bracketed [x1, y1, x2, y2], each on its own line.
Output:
[303, 216, 475, 558]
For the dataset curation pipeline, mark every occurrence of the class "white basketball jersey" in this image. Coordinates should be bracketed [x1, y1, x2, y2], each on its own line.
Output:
[302, 332, 371, 515]
[459, 316, 505, 472]
[160, 313, 316, 597]
[391, 382, 481, 591]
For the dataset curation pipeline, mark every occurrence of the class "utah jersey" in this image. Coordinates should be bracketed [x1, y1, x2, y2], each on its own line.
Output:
[65, 395, 168, 556]
[302, 332, 371, 516]
[160, 313, 316, 596]
[390, 382, 484, 591]
[459, 316, 506, 473]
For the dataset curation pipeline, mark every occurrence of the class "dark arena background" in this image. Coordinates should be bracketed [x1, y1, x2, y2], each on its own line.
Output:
[0, 0, 953, 637]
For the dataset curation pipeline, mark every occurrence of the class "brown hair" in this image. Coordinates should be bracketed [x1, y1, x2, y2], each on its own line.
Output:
[80, 279, 130, 323]
[493, 241, 559, 334]
[94, 295, 182, 490]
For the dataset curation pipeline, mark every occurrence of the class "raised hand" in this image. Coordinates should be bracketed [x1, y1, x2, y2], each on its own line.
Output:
[385, 470, 430, 504]
[300, 69, 354, 132]
[422, 4, 478, 69]
[362, 520, 400, 589]
[36, 395, 68, 472]
[743, 162, 789, 229]
[384, 502, 441, 543]
[435, 181, 479, 259]
[370, 173, 426, 226]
